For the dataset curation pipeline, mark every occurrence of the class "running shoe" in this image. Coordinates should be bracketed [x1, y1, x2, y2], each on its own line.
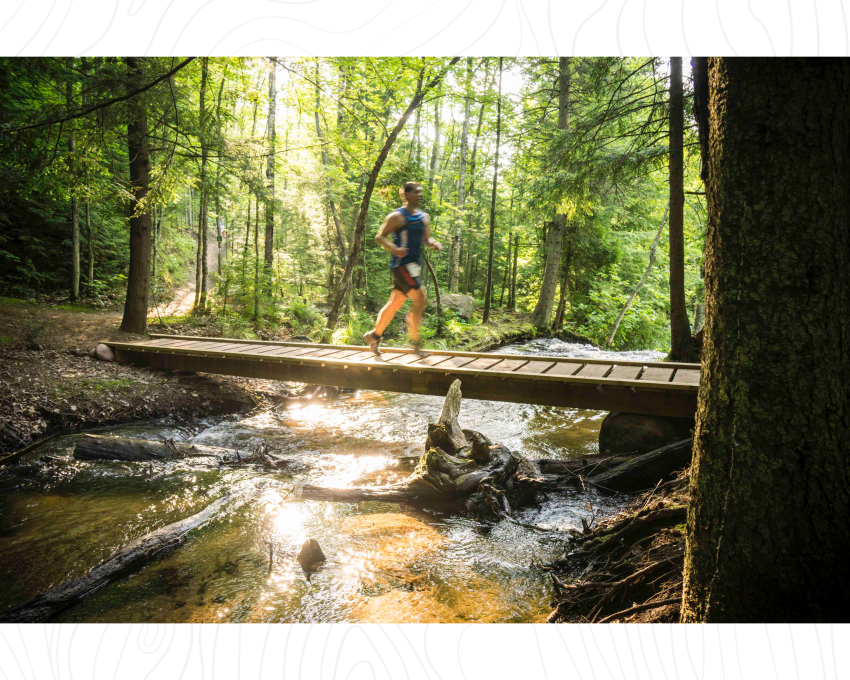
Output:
[410, 339, 429, 357]
[363, 331, 382, 355]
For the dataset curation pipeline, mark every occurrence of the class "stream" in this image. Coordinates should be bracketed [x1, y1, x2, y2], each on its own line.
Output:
[0, 338, 664, 623]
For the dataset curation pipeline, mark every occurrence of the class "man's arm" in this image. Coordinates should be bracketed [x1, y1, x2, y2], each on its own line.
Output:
[375, 212, 407, 257]
[423, 214, 442, 251]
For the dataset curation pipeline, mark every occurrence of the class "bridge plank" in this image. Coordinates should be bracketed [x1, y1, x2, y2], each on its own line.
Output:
[515, 360, 556, 374]
[547, 362, 584, 377]
[641, 366, 674, 383]
[241, 345, 289, 356]
[465, 357, 503, 370]
[435, 355, 478, 369]
[180, 341, 239, 352]
[575, 363, 613, 378]
[671, 368, 700, 385]
[412, 354, 452, 367]
[261, 346, 305, 357]
[325, 349, 365, 360]
[342, 351, 382, 363]
[387, 353, 426, 366]
[608, 365, 642, 381]
[487, 359, 528, 372]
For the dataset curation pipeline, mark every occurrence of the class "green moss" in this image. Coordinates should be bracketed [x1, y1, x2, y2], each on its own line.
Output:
[80, 377, 134, 392]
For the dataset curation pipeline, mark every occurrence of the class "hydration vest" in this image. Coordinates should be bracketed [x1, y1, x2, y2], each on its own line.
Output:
[390, 206, 425, 269]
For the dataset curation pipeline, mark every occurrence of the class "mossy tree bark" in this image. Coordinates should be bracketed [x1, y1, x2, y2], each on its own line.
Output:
[681, 58, 850, 622]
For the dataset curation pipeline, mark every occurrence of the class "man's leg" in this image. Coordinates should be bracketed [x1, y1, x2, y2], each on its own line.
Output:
[375, 289, 408, 336]
[406, 287, 427, 343]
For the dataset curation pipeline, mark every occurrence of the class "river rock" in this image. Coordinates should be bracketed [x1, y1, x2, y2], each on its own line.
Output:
[297, 539, 326, 572]
[93, 343, 115, 362]
[598, 411, 694, 456]
[428, 293, 475, 320]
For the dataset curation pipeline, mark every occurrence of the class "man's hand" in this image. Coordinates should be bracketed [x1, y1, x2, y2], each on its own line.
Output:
[390, 245, 408, 258]
[426, 238, 442, 251]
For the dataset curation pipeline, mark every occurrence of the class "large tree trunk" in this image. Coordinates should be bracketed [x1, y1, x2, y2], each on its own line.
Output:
[264, 58, 277, 287]
[196, 58, 210, 312]
[324, 58, 460, 338]
[553, 247, 571, 330]
[681, 58, 850, 623]
[530, 57, 571, 330]
[667, 57, 692, 360]
[482, 58, 503, 324]
[119, 57, 152, 335]
[450, 59, 473, 294]
[66, 58, 80, 303]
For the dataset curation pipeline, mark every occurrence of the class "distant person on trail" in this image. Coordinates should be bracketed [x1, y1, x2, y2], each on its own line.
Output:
[363, 182, 441, 355]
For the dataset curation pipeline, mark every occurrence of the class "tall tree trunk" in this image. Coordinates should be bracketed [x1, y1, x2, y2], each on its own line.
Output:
[324, 58, 460, 339]
[427, 89, 441, 197]
[530, 57, 571, 330]
[498, 233, 511, 308]
[509, 233, 519, 311]
[315, 60, 347, 263]
[119, 57, 152, 334]
[668, 56, 692, 360]
[482, 60, 503, 324]
[151, 205, 160, 286]
[450, 58, 473, 294]
[66, 58, 80, 302]
[253, 195, 260, 321]
[197, 58, 210, 312]
[264, 58, 277, 288]
[214, 76, 226, 281]
[81, 57, 94, 293]
[681, 57, 850, 623]
[242, 198, 250, 290]
[191, 188, 202, 308]
[553, 247, 571, 331]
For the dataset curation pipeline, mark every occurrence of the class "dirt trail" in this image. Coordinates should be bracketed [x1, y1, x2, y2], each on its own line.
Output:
[154, 282, 196, 317]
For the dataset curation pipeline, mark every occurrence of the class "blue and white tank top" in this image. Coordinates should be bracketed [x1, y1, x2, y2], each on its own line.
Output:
[389, 206, 425, 269]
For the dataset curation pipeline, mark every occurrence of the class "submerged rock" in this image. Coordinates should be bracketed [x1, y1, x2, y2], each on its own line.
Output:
[297, 539, 326, 572]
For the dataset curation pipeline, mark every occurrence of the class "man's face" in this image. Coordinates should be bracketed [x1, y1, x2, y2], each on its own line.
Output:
[407, 186, 423, 205]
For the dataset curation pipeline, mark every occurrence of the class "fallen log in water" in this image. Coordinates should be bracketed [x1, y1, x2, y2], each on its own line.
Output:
[74, 434, 289, 469]
[587, 439, 693, 494]
[0, 482, 277, 623]
[74, 434, 226, 461]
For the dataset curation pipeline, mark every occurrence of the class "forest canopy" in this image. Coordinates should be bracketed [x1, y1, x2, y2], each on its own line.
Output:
[0, 56, 706, 351]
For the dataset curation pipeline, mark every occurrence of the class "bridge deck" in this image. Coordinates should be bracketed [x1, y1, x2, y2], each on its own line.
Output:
[105, 334, 700, 418]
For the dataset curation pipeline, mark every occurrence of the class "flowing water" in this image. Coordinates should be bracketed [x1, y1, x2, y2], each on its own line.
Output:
[0, 339, 664, 623]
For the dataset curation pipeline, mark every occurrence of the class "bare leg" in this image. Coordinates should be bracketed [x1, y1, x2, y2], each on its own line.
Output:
[406, 287, 427, 342]
[374, 289, 408, 336]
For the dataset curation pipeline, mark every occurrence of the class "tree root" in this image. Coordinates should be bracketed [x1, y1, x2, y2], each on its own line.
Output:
[597, 596, 681, 624]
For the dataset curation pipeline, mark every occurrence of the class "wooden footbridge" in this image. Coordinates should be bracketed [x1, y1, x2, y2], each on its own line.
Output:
[105, 334, 700, 418]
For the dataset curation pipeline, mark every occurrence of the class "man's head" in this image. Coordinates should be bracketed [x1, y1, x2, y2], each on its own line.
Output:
[403, 182, 423, 208]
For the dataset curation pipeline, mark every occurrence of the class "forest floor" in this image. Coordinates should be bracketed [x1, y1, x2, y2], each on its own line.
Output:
[0, 298, 290, 456]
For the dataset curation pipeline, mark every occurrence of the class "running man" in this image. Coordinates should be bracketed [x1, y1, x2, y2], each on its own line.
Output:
[363, 182, 441, 355]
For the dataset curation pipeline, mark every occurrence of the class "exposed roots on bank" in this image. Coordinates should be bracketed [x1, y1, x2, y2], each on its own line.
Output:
[546, 469, 690, 623]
